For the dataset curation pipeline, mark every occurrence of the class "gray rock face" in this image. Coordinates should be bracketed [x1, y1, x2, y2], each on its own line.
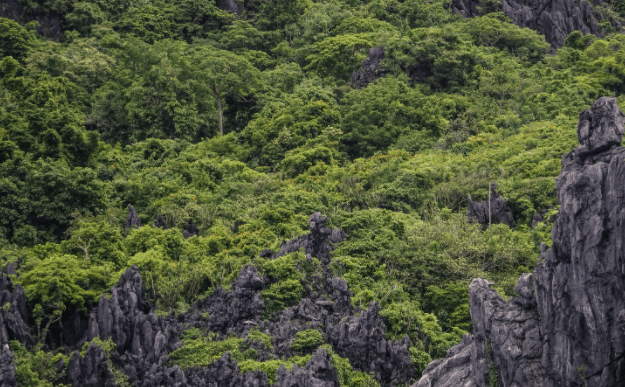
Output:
[82, 265, 183, 385]
[0, 0, 62, 40]
[0, 273, 32, 348]
[194, 265, 265, 335]
[275, 348, 340, 387]
[452, 0, 623, 48]
[466, 183, 514, 227]
[64, 213, 413, 387]
[351, 47, 387, 89]
[219, 0, 242, 14]
[415, 97, 625, 386]
[124, 204, 141, 231]
[138, 352, 270, 387]
[575, 96, 625, 157]
[0, 344, 17, 387]
[67, 343, 116, 387]
[267, 212, 346, 264]
[326, 301, 414, 385]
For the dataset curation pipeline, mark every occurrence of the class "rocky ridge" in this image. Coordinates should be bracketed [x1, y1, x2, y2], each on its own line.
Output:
[451, 0, 623, 48]
[0, 212, 413, 386]
[415, 96, 625, 386]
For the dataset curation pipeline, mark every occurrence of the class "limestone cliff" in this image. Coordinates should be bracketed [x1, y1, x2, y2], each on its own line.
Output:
[452, 0, 623, 48]
[415, 96, 625, 386]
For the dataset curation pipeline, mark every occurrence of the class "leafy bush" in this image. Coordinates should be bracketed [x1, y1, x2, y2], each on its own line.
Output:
[290, 329, 325, 353]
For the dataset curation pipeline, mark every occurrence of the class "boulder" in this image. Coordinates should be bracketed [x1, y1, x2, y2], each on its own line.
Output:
[467, 183, 514, 227]
[351, 47, 387, 89]
[267, 212, 346, 264]
[124, 204, 141, 231]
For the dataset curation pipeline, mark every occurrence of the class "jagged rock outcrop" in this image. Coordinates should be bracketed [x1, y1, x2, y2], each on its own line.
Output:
[154, 215, 167, 229]
[535, 96, 625, 386]
[351, 47, 387, 89]
[467, 183, 514, 227]
[415, 97, 625, 387]
[327, 301, 414, 384]
[218, 0, 242, 14]
[275, 348, 340, 387]
[67, 342, 117, 387]
[0, 0, 62, 40]
[0, 273, 32, 348]
[82, 265, 183, 385]
[451, 0, 623, 48]
[64, 213, 412, 387]
[0, 344, 17, 387]
[193, 264, 265, 335]
[267, 212, 346, 264]
[124, 204, 141, 231]
[182, 223, 199, 239]
[137, 352, 270, 387]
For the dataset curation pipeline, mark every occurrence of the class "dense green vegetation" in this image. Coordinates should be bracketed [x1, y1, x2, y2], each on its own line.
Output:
[2, 0, 625, 384]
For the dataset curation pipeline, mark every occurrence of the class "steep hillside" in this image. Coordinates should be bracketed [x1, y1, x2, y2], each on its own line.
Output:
[416, 97, 625, 387]
[2, 0, 625, 386]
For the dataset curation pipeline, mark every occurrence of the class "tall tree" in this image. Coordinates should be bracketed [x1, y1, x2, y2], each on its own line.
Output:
[190, 46, 259, 135]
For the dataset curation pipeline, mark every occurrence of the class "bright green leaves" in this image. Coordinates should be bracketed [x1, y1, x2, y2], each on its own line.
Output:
[64, 220, 126, 269]
[189, 45, 260, 135]
[290, 329, 325, 353]
[305, 33, 375, 81]
[21, 255, 105, 344]
[423, 283, 471, 331]
[169, 328, 273, 370]
[242, 76, 340, 167]
[10, 340, 67, 387]
[379, 300, 463, 368]
[92, 40, 260, 143]
[465, 14, 549, 63]
[340, 77, 450, 158]
[255, 251, 324, 318]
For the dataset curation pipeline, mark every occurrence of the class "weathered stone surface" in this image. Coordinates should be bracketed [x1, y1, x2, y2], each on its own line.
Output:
[413, 335, 474, 387]
[415, 97, 625, 386]
[154, 215, 167, 229]
[0, 344, 17, 387]
[467, 183, 514, 227]
[194, 265, 265, 335]
[65, 213, 412, 386]
[124, 204, 141, 231]
[182, 223, 199, 239]
[534, 103, 625, 386]
[218, 0, 242, 14]
[0, 0, 62, 40]
[275, 348, 340, 387]
[451, 0, 623, 48]
[575, 96, 625, 157]
[80, 265, 183, 386]
[351, 47, 387, 89]
[267, 212, 346, 264]
[67, 343, 116, 387]
[0, 273, 32, 348]
[326, 301, 414, 385]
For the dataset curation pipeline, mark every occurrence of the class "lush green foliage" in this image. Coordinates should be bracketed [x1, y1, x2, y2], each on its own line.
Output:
[2, 0, 625, 383]
[290, 329, 325, 353]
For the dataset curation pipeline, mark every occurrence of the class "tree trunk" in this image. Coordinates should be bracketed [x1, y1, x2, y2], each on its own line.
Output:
[217, 96, 223, 136]
[488, 182, 491, 226]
